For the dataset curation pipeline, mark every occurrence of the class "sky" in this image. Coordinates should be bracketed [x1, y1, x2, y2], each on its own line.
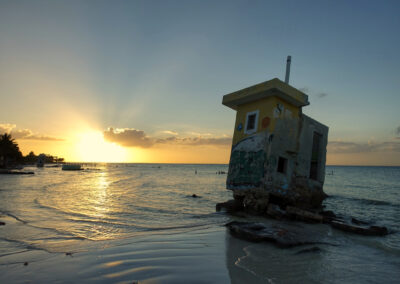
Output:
[0, 0, 399, 165]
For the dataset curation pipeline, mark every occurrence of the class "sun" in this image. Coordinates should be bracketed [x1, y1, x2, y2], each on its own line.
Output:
[74, 130, 128, 163]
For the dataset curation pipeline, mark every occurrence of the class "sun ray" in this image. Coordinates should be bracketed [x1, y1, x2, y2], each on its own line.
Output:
[74, 130, 128, 163]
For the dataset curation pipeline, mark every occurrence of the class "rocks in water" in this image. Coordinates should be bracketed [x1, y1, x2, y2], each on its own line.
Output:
[369, 226, 389, 236]
[216, 199, 243, 213]
[285, 206, 323, 223]
[351, 217, 370, 225]
[233, 188, 270, 214]
[266, 204, 286, 219]
[294, 246, 322, 255]
[24, 262, 28, 266]
[187, 194, 201, 198]
[288, 177, 328, 209]
[331, 221, 388, 236]
[216, 193, 390, 238]
[0, 221, 5, 226]
[225, 221, 325, 248]
[320, 210, 337, 223]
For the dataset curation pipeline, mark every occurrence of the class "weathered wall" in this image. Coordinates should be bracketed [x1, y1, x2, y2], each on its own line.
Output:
[289, 115, 329, 208]
[231, 95, 300, 146]
[226, 113, 329, 209]
[295, 115, 329, 183]
[265, 116, 301, 196]
[227, 131, 269, 189]
[227, 115, 301, 192]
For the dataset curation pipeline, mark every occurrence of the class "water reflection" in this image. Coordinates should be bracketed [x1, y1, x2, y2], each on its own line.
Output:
[92, 171, 110, 219]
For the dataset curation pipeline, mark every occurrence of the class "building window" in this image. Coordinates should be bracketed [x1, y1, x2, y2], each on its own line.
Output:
[277, 156, 287, 174]
[244, 110, 259, 134]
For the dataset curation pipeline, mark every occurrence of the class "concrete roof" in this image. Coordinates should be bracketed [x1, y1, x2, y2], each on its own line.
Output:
[222, 78, 309, 110]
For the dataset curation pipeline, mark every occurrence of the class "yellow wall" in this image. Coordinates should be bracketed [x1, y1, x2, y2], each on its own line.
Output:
[232, 94, 300, 146]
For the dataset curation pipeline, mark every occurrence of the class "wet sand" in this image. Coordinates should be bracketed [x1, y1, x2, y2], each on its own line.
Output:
[1, 227, 232, 283]
[2, 221, 400, 283]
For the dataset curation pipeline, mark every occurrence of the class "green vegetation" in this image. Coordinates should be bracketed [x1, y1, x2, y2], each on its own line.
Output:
[0, 134, 64, 168]
[0, 133, 23, 168]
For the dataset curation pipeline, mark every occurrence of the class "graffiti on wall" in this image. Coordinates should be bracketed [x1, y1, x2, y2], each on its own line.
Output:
[227, 149, 266, 188]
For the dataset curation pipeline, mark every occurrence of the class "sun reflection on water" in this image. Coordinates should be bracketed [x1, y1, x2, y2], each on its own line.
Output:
[92, 171, 110, 219]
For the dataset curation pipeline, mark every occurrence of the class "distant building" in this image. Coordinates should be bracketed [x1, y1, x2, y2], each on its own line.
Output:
[222, 77, 328, 209]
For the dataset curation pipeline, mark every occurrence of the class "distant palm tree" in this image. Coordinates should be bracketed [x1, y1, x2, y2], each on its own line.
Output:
[0, 133, 23, 168]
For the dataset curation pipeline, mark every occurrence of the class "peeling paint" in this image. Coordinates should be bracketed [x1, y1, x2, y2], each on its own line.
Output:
[223, 78, 329, 209]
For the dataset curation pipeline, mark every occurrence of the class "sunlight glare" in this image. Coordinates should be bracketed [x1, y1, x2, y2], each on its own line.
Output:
[75, 131, 127, 162]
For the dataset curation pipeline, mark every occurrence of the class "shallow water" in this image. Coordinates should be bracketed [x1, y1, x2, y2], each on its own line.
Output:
[0, 164, 399, 283]
[0, 164, 231, 252]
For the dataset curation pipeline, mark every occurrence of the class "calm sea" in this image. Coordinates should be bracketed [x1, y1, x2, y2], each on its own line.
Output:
[0, 164, 399, 283]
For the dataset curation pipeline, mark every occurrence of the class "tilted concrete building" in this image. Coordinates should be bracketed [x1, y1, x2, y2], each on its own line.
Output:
[222, 77, 329, 210]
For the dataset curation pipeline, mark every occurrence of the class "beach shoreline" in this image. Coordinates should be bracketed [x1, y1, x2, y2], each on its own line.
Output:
[1, 164, 399, 283]
[1, 226, 235, 283]
[2, 220, 400, 283]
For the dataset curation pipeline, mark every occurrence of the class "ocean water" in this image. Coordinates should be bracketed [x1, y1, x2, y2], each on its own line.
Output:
[0, 164, 399, 283]
[0, 164, 231, 251]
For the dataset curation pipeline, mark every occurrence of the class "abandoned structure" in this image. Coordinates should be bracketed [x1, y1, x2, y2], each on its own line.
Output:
[222, 57, 329, 211]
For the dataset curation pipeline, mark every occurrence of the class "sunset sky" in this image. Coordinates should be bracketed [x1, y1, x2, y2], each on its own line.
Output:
[1, 0, 399, 165]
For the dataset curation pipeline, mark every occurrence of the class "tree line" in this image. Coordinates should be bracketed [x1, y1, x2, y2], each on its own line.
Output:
[0, 133, 64, 168]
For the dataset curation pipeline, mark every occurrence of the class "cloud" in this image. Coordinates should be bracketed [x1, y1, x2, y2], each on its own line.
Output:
[156, 136, 231, 146]
[161, 130, 179, 136]
[0, 123, 16, 134]
[104, 128, 154, 148]
[328, 141, 400, 153]
[0, 123, 63, 141]
[186, 131, 213, 136]
[9, 129, 32, 139]
[104, 127, 231, 148]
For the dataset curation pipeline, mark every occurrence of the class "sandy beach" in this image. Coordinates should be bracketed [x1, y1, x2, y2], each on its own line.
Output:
[2, 216, 400, 283]
[1, 164, 400, 283]
[1, 225, 232, 283]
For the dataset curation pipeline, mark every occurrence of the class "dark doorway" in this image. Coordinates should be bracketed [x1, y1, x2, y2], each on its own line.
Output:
[277, 156, 287, 174]
[309, 132, 322, 180]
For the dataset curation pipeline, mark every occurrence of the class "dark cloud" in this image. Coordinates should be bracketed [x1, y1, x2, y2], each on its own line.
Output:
[328, 141, 400, 153]
[104, 128, 154, 148]
[104, 127, 231, 148]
